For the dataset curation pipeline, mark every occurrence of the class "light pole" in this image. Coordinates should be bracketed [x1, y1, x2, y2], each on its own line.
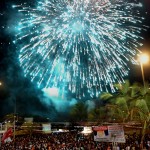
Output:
[139, 53, 149, 88]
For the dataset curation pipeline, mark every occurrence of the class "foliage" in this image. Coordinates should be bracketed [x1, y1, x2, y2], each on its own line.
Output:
[100, 80, 150, 146]
[69, 102, 88, 122]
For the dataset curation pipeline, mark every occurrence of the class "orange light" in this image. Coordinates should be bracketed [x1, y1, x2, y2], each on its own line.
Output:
[139, 54, 149, 64]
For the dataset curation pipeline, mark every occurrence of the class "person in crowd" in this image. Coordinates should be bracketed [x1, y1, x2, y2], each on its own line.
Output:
[0, 131, 150, 150]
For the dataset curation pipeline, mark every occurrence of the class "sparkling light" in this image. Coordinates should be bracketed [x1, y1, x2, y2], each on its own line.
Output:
[14, 0, 146, 99]
[139, 53, 149, 64]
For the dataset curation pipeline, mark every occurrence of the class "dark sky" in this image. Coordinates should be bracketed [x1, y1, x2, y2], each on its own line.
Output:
[0, 0, 53, 119]
[128, 0, 150, 83]
[0, 0, 150, 119]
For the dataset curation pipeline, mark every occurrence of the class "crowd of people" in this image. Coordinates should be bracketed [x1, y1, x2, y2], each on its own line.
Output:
[0, 131, 150, 150]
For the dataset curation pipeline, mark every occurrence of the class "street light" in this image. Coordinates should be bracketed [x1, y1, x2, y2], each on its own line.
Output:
[139, 53, 149, 88]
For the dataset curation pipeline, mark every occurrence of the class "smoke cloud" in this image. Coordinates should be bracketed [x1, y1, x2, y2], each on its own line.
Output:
[42, 87, 77, 112]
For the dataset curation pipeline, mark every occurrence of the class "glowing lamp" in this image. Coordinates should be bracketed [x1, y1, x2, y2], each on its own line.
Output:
[139, 54, 149, 64]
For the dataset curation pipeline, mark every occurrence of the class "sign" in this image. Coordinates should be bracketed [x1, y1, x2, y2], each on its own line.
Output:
[42, 124, 51, 133]
[93, 125, 125, 143]
[81, 127, 92, 134]
[24, 118, 33, 123]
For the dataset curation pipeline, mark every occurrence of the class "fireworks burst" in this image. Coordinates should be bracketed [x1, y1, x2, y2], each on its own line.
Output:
[13, 0, 145, 98]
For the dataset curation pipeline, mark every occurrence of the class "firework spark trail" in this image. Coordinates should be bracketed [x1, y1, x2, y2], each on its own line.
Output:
[13, 0, 145, 98]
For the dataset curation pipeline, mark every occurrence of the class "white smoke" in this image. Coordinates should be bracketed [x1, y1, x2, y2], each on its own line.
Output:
[42, 87, 77, 112]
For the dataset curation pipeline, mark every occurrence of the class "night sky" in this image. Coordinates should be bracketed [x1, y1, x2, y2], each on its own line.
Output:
[0, 0, 150, 120]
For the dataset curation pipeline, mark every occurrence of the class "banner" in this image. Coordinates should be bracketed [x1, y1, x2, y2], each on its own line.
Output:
[81, 127, 92, 134]
[1, 127, 13, 144]
[93, 125, 125, 143]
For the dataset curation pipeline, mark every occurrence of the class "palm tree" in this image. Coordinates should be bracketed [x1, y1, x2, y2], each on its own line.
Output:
[69, 102, 88, 122]
[100, 80, 150, 147]
[100, 80, 131, 123]
[133, 82, 150, 147]
[88, 107, 107, 124]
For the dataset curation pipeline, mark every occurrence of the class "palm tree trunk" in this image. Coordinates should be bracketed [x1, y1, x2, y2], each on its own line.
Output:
[140, 120, 147, 149]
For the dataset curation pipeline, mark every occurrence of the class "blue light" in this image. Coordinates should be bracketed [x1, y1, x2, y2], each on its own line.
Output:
[13, 0, 145, 98]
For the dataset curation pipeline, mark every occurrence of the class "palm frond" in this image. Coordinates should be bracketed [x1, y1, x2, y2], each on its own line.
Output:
[100, 92, 113, 100]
